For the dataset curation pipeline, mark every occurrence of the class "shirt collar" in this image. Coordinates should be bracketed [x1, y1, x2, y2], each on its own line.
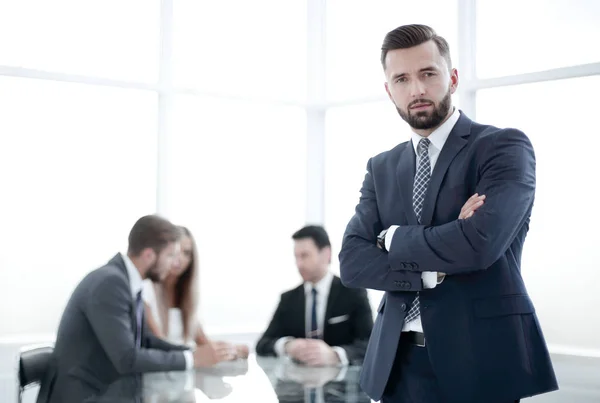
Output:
[411, 107, 460, 154]
[121, 252, 143, 298]
[304, 271, 334, 296]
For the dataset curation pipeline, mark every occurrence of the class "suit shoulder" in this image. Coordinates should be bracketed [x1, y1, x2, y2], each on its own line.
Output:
[371, 140, 410, 163]
[83, 264, 128, 293]
[473, 122, 531, 145]
[280, 284, 304, 300]
[367, 140, 411, 172]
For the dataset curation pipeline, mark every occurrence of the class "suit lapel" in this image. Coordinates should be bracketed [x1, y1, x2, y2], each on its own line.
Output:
[420, 113, 472, 225]
[295, 286, 307, 336]
[396, 142, 419, 225]
[323, 277, 341, 338]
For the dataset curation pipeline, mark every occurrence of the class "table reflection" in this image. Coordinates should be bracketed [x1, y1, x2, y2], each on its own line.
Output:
[86, 354, 369, 403]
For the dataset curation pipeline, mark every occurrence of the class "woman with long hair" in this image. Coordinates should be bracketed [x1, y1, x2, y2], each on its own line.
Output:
[143, 226, 249, 359]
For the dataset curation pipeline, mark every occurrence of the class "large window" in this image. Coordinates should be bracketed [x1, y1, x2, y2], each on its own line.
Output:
[164, 95, 307, 333]
[326, 0, 458, 103]
[324, 101, 411, 310]
[1, 0, 598, 356]
[476, 76, 600, 350]
[172, 0, 307, 102]
[0, 77, 157, 334]
[476, 0, 600, 78]
[0, 0, 160, 82]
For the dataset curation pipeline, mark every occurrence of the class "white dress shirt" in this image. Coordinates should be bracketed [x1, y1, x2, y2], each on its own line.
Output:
[122, 253, 193, 369]
[384, 108, 460, 332]
[274, 271, 349, 366]
[142, 280, 189, 346]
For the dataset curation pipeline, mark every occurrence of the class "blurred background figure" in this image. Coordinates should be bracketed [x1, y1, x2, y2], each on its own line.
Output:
[143, 226, 249, 360]
[256, 225, 373, 366]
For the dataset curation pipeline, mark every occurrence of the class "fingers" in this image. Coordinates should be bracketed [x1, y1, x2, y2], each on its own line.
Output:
[194, 346, 220, 367]
[214, 343, 236, 361]
[295, 344, 325, 366]
[236, 344, 249, 358]
[459, 193, 486, 219]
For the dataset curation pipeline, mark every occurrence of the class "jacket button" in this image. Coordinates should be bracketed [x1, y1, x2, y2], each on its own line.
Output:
[400, 303, 407, 312]
[404, 282, 411, 289]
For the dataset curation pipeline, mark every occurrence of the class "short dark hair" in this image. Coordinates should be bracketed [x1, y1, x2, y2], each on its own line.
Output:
[127, 215, 181, 256]
[381, 24, 452, 70]
[292, 225, 331, 250]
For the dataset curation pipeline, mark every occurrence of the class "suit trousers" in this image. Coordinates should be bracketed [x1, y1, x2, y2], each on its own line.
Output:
[381, 335, 520, 403]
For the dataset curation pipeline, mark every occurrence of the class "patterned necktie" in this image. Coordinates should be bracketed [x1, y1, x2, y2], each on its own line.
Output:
[135, 290, 144, 348]
[405, 137, 431, 324]
[310, 287, 319, 339]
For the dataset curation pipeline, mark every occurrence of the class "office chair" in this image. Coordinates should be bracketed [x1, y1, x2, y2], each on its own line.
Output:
[16, 344, 54, 403]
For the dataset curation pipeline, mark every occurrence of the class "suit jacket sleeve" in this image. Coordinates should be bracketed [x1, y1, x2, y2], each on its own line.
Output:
[387, 128, 535, 275]
[339, 157, 425, 291]
[255, 295, 288, 356]
[337, 288, 373, 364]
[87, 275, 187, 374]
[142, 320, 189, 351]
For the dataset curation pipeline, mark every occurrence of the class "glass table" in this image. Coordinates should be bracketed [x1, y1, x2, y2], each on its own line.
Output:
[88, 354, 371, 402]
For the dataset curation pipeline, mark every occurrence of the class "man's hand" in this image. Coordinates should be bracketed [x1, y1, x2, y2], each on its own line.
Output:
[212, 341, 238, 361]
[432, 193, 487, 281]
[459, 193, 486, 219]
[235, 344, 249, 359]
[292, 339, 340, 367]
[193, 342, 235, 367]
[284, 338, 308, 360]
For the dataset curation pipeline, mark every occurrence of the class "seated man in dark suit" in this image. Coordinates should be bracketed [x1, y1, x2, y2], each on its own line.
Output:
[37, 215, 234, 403]
[256, 225, 373, 366]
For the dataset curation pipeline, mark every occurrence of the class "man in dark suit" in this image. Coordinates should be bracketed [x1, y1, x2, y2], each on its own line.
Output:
[256, 225, 373, 366]
[37, 215, 233, 403]
[339, 25, 558, 403]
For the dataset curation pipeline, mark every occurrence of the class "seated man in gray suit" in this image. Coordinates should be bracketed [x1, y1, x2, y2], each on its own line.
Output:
[37, 215, 235, 403]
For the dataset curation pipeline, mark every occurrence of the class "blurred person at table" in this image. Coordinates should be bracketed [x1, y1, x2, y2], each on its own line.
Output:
[256, 225, 373, 366]
[37, 215, 233, 403]
[143, 225, 249, 360]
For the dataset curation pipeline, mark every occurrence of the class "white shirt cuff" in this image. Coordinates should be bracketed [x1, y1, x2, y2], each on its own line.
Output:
[183, 350, 194, 370]
[274, 336, 294, 357]
[334, 362, 349, 381]
[384, 225, 400, 251]
[422, 271, 439, 289]
[331, 346, 349, 367]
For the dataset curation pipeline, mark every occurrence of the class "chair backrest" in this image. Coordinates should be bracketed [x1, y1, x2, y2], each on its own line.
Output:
[18, 344, 54, 389]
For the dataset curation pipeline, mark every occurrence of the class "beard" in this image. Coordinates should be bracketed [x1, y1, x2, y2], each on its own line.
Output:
[397, 90, 452, 130]
[146, 260, 163, 283]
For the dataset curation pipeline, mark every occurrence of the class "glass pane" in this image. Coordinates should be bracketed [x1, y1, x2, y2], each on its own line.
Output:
[172, 0, 307, 101]
[0, 0, 160, 82]
[476, 76, 600, 350]
[165, 95, 307, 333]
[325, 101, 412, 312]
[476, 0, 600, 78]
[326, 0, 458, 102]
[0, 77, 158, 335]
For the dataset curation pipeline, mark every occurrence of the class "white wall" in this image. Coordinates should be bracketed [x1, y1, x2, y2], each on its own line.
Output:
[0, 78, 158, 335]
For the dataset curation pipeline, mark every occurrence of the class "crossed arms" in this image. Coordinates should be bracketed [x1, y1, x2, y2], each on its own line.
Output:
[339, 129, 535, 291]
